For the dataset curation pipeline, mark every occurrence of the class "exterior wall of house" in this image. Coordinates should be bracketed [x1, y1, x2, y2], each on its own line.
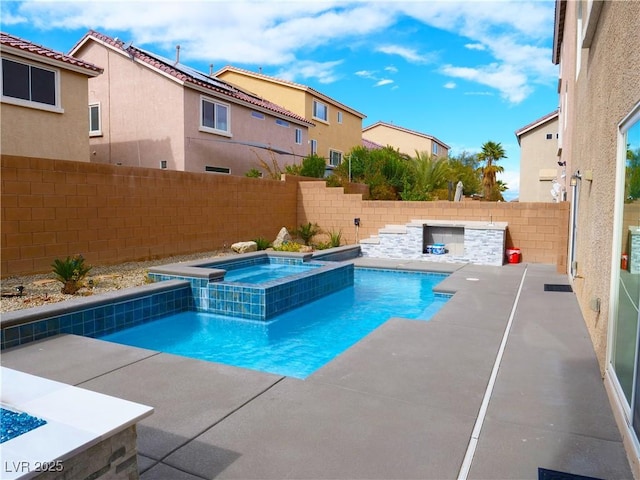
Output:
[73, 41, 187, 170]
[556, 1, 640, 473]
[1, 154, 569, 277]
[362, 125, 449, 158]
[182, 88, 308, 176]
[518, 116, 561, 202]
[0, 63, 91, 162]
[217, 69, 364, 166]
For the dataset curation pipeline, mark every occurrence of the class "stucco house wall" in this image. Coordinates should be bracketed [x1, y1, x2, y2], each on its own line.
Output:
[71, 32, 310, 177]
[362, 122, 450, 158]
[1, 34, 102, 163]
[517, 113, 561, 202]
[216, 67, 365, 167]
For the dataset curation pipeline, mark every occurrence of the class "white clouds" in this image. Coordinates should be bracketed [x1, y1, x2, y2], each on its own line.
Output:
[375, 79, 394, 87]
[376, 45, 433, 64]
[4, 0, 556, 99]
[444, 82, 457, 89]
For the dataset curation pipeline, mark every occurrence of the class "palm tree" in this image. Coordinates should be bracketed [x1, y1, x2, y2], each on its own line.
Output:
[478, 141, 506, 201]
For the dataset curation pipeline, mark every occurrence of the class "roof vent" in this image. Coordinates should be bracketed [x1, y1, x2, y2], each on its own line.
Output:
[209, 64, 214, 76]
[174, 45, 180, 65]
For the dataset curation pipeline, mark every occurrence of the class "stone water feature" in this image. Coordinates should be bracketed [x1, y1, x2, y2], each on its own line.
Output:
[359, 219, 508, 266]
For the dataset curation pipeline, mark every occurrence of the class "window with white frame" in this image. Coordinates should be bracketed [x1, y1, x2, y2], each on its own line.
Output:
[295, 128, 302, 145]
[200, 97, 230, 134]
[337, 111, 343, 124]
[313, 100, 328, 122]
[276, 119, 289, 127]
[310, 139, 317, 155]
[89, 103, 101, 136]
[1, 57, 59, 109]
[432, 143, 439, 155]
[329, 149, 342, 167]
[251, 111, 265, 120]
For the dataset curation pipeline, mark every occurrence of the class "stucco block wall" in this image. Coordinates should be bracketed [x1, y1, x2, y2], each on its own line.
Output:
[1, 69, 91, 163]
[1, 155, 299, 276]
[297, 181, 569, 269]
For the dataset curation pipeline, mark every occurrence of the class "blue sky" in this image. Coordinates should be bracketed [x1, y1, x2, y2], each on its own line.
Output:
[1, 0, 559, 200]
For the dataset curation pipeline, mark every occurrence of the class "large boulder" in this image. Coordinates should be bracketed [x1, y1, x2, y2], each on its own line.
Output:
[231, 241, 257, 254]
[273, 227, 292, 248]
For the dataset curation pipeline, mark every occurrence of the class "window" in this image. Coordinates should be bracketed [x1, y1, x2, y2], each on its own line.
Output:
[89, 103, 101, 136]
[251, 111, 265, 120]
[337, 111, 343, 124]
[432, 143, 439, 155]
[546, 133, 553, 140]
[2, 58, 59, 109]
[295, 128, 302, 145]
[205, 165, 230, 174]
[310, 139, 317, 155]
[276, 119, 289, 127]
[160, 160, 168, 169]
[329, 149, 342, 167]
[200, 97, 230, 134]
[313, 100, 328, 122]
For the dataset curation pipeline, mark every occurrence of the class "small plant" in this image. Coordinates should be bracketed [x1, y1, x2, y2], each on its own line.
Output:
[245, 168, 262, 178]
[295, 222, 321, 246]
[327, 229, 342, 248]
[51, 254, 92, 295]
[273, 241, 303, 252]
[252, 237, 272, 251]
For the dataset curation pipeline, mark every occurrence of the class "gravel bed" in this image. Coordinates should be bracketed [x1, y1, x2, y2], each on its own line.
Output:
[0, 250, 234, 313]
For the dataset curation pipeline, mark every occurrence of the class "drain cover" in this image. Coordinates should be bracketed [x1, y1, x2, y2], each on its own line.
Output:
[544, 284, 573, 292]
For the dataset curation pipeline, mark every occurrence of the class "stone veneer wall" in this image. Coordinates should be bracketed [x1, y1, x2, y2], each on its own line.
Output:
[360, 222, 506, 265]
[34, 426, 138, 480]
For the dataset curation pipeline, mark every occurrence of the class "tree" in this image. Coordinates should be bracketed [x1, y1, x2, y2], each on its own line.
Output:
[401, 151, 450, 200]
[447, 151, 482, 196]
[477, 141, 506, 201]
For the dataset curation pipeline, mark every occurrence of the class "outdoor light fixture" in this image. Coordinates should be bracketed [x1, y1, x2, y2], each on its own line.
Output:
[354, 218, 360, 226]
[557, 161, 566, 166]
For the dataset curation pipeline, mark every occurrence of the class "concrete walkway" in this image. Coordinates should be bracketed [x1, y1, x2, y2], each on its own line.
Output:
[2, 261, 634, 479]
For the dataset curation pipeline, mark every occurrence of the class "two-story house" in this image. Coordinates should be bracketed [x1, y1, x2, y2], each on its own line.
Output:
[1, 32, 103, 162]
[69, 31, 312, 176]
[515, 110, 561, 202]
[215, 66, 366, 173]
[362, 121, 450, 159]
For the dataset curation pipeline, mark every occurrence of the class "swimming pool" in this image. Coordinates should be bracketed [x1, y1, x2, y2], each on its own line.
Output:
[222, 262, 320, 284]
[100, 269, 450, 378]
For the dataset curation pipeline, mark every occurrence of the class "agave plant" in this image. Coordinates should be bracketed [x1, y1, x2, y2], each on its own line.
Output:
[295, 222, 321, 246]
[51, 254, 92, 295]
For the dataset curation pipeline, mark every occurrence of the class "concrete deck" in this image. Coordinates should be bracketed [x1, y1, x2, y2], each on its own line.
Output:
[2, 261, 634, 479]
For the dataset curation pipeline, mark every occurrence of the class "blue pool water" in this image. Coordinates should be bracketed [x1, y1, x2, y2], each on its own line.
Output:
[223, 262, 320, 284]
[101, 269, 450, 378]
[0, 408, 47, 443]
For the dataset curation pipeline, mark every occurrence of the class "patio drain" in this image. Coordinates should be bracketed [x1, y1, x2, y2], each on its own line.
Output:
[544, 284, 573, 292]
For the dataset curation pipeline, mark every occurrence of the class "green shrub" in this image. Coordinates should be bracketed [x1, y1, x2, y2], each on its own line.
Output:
[327, 229, 342, 248]
[245, 168, 262, 178]
[295, 222, 321, 246]
[51, 254, 92, 295]
[273, 241, 303, 252]
[252, 237, 272, 250]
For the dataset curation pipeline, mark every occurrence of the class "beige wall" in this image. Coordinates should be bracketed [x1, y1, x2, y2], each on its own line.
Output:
[362, 125, 449, 158]
[217, 70, 364, 163]
[0, 61, 91, 163]
[1, 154, 568, 277]
[518, 116, 561, 202]
[74, 42, 308, 176]
[560, 0, 640, 371]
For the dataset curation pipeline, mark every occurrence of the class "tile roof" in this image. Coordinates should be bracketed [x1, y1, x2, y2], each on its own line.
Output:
[0, 31, 102, 75]
[72, 30, 312, 126]
[215, 65, 366, 119]
[362, 121, 450, 149]
[362, 137, 384, 150]
[514, 109, 559, 140]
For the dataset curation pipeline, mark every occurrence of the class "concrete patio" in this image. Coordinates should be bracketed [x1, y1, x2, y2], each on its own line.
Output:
[2, 260, 634, 479]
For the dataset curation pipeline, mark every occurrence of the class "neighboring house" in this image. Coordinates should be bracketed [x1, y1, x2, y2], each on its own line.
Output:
[553, 0, 640, 473]
[515, 110, 561, 202]
[215, 66, 366, 173]
[0, 32, 103, 162]
[69, 31, 312, 175]
[362, 138, 383, 150]
[362, 121, 450, 158]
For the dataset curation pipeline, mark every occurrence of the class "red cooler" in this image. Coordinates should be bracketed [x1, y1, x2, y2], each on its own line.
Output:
[506, 248, 521, 264]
